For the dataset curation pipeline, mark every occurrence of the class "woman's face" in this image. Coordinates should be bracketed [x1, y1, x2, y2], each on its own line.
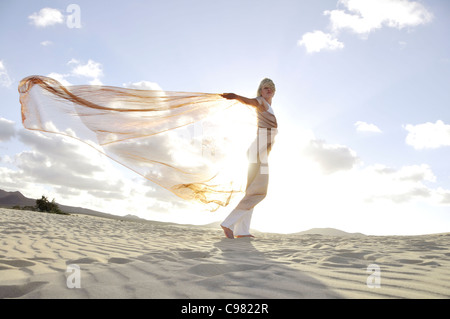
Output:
[261, 86, 275, 100]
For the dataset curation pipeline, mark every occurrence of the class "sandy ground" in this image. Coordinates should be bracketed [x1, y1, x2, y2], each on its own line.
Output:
[1, 208, 450, 299]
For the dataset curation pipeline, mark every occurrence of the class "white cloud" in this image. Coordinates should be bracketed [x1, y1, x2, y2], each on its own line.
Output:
[48, 64, 163, 89]
[295, 134, 445, 206]
[40, 40, 53, 46]
[355, 121, 382, 133]
[28, 8, 64, 27]
[67, 58, 80, 65]
[88, 78, 103, 86]
[0, 118, 16, 141]
[303, 139, 359, 174]
[48, 59, 104, 86]
[0, 60, 13, 88]
[395, 164, 436, 183]
[438, 189, 450, 205]
[123, 81, 163, 91]
[17, 129, 108, 181]
[71, 59, 103, 79]
[47, 72, 72, 86]
[404, 120, 450, 149]
[363, 164, 437, 204]
[0, 123, 187, 217]
[371, 163, 436, 183]
[7, 127, 137, 207]
[326, 0, 433, 35]
[299, 0, 433, 53]
[297, 31, 344, 53]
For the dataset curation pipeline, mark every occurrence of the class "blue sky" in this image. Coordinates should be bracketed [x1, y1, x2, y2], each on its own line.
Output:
[1, 0, 450, 235]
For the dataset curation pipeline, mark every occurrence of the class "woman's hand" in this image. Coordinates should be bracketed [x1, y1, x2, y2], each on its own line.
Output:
[221, 93, 238, 100]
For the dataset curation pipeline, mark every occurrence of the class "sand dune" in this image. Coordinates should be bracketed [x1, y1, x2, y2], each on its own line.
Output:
[1, 208, 449, 299]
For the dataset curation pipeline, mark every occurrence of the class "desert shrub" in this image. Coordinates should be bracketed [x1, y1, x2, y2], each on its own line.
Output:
[36, 196, 67, 215]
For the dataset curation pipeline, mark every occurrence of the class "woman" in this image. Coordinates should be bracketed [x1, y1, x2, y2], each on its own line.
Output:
[18, 75, 277, 235]
[220, 78, 278, 239]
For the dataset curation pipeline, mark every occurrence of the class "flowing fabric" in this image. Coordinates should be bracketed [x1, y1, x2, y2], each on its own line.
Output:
[18, 75, 267, 211]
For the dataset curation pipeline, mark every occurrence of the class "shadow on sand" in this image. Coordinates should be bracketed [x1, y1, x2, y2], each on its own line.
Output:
[212, 237, 341, 298]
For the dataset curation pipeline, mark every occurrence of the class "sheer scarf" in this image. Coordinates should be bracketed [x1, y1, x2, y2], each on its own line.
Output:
[19, 76, 261, 211]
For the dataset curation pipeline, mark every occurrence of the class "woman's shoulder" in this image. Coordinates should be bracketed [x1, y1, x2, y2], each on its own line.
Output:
[255, 96, 270, 112]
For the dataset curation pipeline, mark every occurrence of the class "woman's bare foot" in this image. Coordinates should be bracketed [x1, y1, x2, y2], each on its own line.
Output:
[236, 235, 255, 238]
[221, 225, 234, 239]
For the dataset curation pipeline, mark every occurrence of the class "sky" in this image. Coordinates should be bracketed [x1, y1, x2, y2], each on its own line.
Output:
[1, 0, 450, 235]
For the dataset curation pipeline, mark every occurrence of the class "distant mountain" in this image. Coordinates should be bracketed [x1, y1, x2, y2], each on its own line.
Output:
[294, 228, 365, 237]
[0, 189, 35, 207]
[203, 222, 365, 237]
[0, 189, 117, 219]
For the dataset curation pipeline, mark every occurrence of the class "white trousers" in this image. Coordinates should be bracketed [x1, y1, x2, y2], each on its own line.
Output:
[221, 209, 254, 236]
[221, 128, 276, 237]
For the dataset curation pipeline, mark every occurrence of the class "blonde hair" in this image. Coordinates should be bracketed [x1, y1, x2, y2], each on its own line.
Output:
[257, 78, 276, 97]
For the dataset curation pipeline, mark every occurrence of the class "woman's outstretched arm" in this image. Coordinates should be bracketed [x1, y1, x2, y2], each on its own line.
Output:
[221, 93, 260, 108]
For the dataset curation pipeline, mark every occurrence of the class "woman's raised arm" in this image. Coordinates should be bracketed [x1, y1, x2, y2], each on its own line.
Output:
[221, 93, 260, 108]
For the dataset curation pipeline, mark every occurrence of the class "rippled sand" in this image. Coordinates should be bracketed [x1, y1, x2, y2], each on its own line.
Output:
[1, 208, 449, 299]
